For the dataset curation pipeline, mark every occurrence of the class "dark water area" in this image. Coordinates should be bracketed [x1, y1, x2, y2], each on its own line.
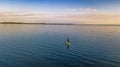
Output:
[0, 24, 120, 67]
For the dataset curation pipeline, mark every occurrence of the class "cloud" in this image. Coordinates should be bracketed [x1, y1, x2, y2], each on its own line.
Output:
[79, 8, 97, 12]
[0, 11, 52, 23]
[0, 11, 120, 24]
[65, 8, 78, 12]
[65, 8, 97, 13]
[54, 13, 120, 24]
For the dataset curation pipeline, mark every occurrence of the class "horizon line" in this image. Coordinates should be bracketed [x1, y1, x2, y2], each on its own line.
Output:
[1, 22, 120, 26]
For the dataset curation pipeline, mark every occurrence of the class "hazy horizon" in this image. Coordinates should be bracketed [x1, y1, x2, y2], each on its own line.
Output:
[0, 0, 120, 24]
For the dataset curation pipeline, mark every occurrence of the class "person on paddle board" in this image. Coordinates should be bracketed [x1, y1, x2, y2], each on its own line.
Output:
[65, 38, 71, 49]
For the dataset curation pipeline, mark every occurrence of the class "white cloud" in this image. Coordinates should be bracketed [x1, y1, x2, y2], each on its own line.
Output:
[79, 8, 96, 12]
[65, 8, 97, 13]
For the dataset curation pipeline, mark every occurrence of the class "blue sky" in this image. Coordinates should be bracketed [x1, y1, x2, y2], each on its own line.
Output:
[0, 0, 120, 13]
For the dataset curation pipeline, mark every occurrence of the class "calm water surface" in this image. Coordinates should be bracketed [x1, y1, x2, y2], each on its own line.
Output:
[0, 24, 120, 67]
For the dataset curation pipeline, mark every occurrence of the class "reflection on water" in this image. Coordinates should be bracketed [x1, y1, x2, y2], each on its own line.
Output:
[0, 24, 120, 67]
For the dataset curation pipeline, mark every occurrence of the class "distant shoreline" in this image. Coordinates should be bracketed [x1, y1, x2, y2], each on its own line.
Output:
[0, 22, 120, 26]
[0, 22, 73, 25]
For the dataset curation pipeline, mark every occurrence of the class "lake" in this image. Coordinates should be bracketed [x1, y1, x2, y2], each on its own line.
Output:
[0, 24, 120, 67]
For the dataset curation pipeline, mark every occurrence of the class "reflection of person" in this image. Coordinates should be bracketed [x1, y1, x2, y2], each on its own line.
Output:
[65, 38, 71, 49]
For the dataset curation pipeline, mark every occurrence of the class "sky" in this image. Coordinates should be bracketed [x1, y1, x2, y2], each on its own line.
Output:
[0, 0, 120, 24]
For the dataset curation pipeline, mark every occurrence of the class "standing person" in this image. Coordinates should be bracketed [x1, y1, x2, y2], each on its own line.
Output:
[65, 38, 71, 49]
